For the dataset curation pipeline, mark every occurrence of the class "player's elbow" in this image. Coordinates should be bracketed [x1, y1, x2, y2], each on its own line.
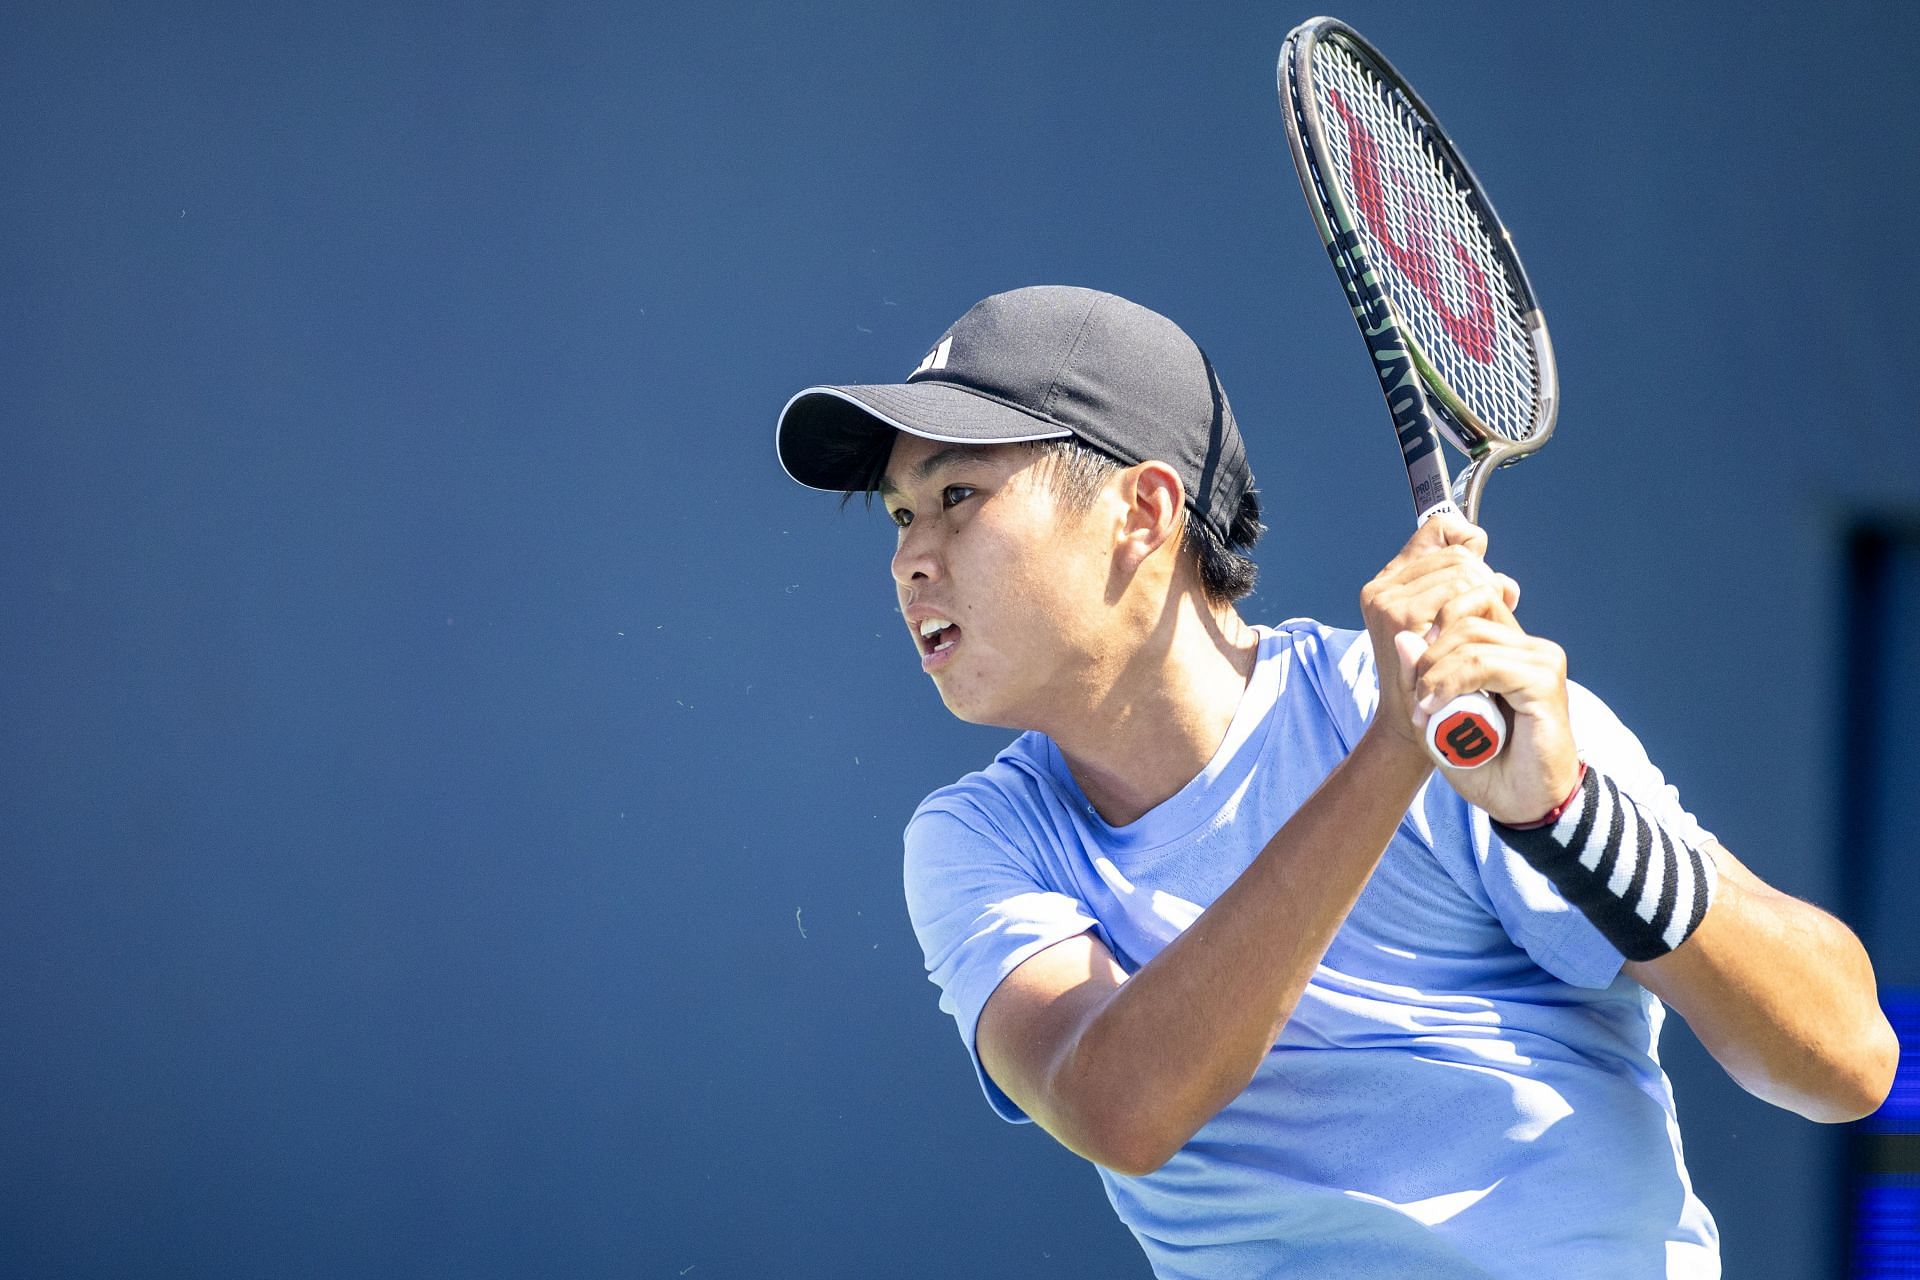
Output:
[1813, 1017, 1899, 1123]
[1039, 1061, 1189, 1176]
[1064, 1106, 1184, 1177]
[1098, 1146, 1178, 1179]
[1764, 1015, 1900, 1124]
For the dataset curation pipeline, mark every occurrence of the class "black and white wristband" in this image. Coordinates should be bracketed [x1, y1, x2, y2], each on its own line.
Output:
[1490, 765, 1719, 962]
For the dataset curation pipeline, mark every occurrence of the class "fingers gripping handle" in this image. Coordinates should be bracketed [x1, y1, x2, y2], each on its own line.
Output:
[1426, 691, 1506, 769]
[1397, 507, 1509, 772]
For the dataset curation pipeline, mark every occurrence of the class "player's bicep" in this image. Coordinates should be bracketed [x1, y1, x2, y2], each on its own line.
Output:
[974, 930, 1129, 1128]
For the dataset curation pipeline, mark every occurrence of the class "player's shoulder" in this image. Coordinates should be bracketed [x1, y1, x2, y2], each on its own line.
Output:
[908, 731, 1058, 842]
[1555, 676, 1716, 845]
[902, 733, 1068, 896]
[1560, 679, 1661, 778]
[1263, 616, 1379, 726]
[1563, 678, 1646, 766]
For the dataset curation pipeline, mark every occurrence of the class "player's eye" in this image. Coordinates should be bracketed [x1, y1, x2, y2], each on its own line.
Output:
[888, 506, 912, 528]
[942, 485, 974, 509]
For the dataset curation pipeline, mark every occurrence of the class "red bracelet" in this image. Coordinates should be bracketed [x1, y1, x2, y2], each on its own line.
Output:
[1500, 762, 1589, 831]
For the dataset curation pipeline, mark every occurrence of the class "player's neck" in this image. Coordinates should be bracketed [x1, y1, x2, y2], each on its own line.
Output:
[1048, 599, 1259, 829]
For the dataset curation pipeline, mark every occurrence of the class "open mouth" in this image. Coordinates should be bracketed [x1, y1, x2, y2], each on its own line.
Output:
[917, 617, 960, 657]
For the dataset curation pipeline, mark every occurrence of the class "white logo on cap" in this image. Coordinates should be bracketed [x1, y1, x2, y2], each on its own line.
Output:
[911, 336, 953, 377]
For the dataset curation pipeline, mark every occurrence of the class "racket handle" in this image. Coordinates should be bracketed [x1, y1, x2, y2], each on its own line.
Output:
[1426, 691, 1506, 769]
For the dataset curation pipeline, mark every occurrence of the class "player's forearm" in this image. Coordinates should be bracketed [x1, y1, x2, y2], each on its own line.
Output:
[1044, 729, 1432, 1174]
[1626, 848, 1898, 1123]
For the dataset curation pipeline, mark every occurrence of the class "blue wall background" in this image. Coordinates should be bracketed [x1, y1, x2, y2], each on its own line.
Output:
[5, 2, 1917, 1276]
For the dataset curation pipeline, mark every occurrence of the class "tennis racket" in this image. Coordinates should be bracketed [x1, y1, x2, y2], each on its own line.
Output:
[1278, 16, 1559, 770]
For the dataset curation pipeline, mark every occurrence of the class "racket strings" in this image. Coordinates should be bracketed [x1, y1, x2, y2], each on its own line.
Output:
[1312, 42, 1540, 443]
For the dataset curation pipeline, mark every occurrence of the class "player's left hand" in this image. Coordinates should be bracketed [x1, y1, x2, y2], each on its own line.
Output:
[1392, 564, 1582, 826]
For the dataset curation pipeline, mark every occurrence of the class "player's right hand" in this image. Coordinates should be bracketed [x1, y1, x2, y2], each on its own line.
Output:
[1357, 514, 1517, 766]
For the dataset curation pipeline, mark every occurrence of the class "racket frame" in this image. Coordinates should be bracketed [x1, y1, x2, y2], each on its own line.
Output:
[1279, 16, 1558, 524]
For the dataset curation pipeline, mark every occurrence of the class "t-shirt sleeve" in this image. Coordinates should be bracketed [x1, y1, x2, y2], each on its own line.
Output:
[1460, 680, 1718, 989]
[903, 802, 1104, 1123]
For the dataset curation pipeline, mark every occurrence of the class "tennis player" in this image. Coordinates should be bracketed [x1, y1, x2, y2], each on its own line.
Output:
[775, 285, 1895, 1279]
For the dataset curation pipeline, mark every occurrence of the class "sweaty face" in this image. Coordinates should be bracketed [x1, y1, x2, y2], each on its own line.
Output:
[880, 435, 1113, 729]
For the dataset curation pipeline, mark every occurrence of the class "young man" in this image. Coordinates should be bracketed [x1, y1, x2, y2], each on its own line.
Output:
[775, 285, 1895, 1278]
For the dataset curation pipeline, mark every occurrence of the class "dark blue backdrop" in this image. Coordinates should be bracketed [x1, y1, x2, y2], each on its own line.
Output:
[6, 3, 1918, 1276]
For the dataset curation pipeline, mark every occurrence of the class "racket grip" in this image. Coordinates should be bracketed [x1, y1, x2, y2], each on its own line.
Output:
[1425, 691, 1506, 769]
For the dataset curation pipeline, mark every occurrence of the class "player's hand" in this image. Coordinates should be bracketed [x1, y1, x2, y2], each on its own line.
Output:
[1385, 524, 1579, 825]
[1359, 515, 1507, 763]
[1359, 515, 1576, 822]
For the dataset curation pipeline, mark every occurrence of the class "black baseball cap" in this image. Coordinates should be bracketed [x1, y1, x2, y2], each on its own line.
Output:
[775, 286, 1255, 543]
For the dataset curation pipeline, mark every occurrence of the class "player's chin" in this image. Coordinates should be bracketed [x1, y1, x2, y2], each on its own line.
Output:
[932, 674, 1018, 729]
[933, 682, 992, 725]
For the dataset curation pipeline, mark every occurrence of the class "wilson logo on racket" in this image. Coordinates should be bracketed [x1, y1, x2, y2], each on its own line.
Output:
[1328, 88, 1497, 366]
[1334, 227, 1438, 470]
[1432, 708, 1499, 767]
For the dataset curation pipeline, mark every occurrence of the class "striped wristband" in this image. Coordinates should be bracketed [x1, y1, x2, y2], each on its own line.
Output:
[1490, 766, 1719, 961]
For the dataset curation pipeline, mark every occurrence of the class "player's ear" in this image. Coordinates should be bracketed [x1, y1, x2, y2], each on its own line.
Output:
[1114, 461, 1185, 567]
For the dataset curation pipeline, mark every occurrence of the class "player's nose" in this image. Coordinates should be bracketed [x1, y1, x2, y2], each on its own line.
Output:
[891, 523, 941, 589]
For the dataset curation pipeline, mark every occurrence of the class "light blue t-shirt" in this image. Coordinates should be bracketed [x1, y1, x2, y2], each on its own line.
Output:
[903, 621, 1720, 1279]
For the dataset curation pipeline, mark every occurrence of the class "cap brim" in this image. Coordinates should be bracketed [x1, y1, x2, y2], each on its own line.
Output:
[775, 381, 1073, 493]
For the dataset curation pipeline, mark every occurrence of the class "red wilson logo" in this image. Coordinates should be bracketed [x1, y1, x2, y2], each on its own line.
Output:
[1328, 88, 1496, 365]
[1433, 709, 1497, 766]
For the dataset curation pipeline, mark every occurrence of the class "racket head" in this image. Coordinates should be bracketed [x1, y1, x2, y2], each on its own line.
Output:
[1281, 18, 1558, 520]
